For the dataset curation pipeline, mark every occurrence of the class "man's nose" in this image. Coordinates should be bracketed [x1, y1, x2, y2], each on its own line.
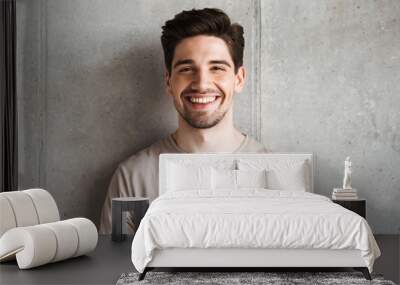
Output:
[191, 69, 211, 92]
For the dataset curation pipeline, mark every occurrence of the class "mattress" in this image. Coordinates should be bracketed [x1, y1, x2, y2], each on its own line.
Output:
[131, 189, 381, 273]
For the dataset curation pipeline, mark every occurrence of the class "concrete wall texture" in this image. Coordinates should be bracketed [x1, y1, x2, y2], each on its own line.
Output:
[16, 0, 399, 234]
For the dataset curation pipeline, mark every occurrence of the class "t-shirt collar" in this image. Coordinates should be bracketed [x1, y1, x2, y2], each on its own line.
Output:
[168, 132, 248, 153]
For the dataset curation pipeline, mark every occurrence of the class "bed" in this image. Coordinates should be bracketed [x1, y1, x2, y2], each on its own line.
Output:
[130, 153, 381, 281]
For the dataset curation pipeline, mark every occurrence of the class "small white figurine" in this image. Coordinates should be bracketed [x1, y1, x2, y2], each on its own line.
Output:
[342, 156, 352, 190]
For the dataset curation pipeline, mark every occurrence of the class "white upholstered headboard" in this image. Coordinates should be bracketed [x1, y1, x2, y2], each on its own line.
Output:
[159, 153, 314, 195]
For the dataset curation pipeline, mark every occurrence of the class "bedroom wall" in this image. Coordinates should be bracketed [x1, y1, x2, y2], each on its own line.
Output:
[16, 0, 399, 234]
[260, 1, 400, 234]
[16, 0, 260, 226]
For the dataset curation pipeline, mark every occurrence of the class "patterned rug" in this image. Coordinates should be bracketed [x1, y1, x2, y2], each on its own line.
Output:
[116, 271, 396, 285]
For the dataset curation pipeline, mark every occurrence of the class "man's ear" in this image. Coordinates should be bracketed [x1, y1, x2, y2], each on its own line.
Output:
[165, 70, 173, 97]
[234, 66, 246, 93]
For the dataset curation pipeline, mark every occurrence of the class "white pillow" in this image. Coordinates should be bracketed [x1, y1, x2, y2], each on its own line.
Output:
[237, 169, 268, 189]
[237, 159, 308, 191]
[212, 168, 236, 190]
[167, 162, 212, 191]
[267, 166, 306, 191]
[211, 168, 268, 190]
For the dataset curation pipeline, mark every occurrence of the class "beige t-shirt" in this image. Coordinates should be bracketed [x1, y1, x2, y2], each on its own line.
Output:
[99, 132, 268, 234]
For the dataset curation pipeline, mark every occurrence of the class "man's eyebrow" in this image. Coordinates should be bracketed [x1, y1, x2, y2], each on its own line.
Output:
[209, 60, 231, 68]
[173, 59, 194, 69]
[173, 59, 232, 69]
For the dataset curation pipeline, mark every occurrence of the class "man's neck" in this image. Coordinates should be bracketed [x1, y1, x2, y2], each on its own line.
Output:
[172, 113, 245, 153]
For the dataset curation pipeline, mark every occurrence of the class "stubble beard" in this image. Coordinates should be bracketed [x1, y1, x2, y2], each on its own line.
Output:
[175, 101, 228, 129]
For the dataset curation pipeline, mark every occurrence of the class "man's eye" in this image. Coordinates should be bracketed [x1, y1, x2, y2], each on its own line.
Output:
[178, 67, 192, 73]
[211, 66, 225, 71]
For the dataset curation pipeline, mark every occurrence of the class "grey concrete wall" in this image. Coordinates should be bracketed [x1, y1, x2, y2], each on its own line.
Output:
[17, 0, 43, 189]
[17, 0, 399, 233]
[261, 1, 400, 234]
[16, 0, 260, 226]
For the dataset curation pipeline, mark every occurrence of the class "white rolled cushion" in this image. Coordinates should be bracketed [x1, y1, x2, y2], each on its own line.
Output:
[64, 218, 98, 257]
[0, 196, 17, 237]
[0, 191, 39, 227]
[167, 162, 212, 191]
[42, 221, 79, 262]
[0, 218, 98, 269]
[23, 189, 60, 223]
[237, 169, 268, 189]
[0, 226, 57, 269]
[212, 168, 237, 190]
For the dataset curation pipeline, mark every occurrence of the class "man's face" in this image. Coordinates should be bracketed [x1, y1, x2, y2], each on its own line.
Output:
[166, 35, 245, 129]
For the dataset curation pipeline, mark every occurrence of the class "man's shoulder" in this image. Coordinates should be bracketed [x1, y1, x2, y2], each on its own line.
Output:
[241, 134, 269, 153]
[117, 136, 173, 173]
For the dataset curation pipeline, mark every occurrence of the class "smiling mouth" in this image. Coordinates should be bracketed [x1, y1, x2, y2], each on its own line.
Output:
[184, 95, 221, 109]
[187, 96, 217, 103]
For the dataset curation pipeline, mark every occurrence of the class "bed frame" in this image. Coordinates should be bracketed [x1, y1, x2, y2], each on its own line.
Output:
[142, 248, 371, 280]
[138, 153, 372, 280]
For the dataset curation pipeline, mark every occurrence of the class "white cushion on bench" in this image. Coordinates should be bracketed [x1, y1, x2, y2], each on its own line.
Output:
[1, 191, 40, 227]
[0, 218, 98, 269]
[0, 189, 60, 236]
[0, 189, 98, 269]
[0, 196, 17, 237]
[24, 189, 60, 223]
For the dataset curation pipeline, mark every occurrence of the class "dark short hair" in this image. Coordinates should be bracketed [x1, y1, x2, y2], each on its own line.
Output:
[161, 8, 244, 74]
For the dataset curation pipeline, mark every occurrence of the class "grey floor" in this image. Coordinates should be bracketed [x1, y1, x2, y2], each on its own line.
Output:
[0, 236, 134, 285]
[0, 235, 398, 285]
[374, 235, 400, 284]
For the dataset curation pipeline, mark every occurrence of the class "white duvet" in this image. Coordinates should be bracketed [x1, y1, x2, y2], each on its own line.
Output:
[131, 189, 380, 273]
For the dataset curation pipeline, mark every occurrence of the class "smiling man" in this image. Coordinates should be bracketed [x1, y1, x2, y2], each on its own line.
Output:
[99, 8, 268, 234]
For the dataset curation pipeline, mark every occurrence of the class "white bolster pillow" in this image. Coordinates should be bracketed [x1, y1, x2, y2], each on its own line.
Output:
[0, 218, 98, 269]
[41, 221, 79, 262]
[23, 189, 60, 223]
[0, 225, 57, 268]
[0, 191, 39, 228]
[0, 189, 60, 238]
[64, 218, 98, 257]
[0, 196, 17, 237]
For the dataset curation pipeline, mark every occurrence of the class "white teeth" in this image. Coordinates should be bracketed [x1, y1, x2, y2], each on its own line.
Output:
[189, 96, 217, 104]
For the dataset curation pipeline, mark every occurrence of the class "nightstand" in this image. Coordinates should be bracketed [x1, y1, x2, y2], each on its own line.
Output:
[332, 198, 366, 218]
[112, 197, 149, 242]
